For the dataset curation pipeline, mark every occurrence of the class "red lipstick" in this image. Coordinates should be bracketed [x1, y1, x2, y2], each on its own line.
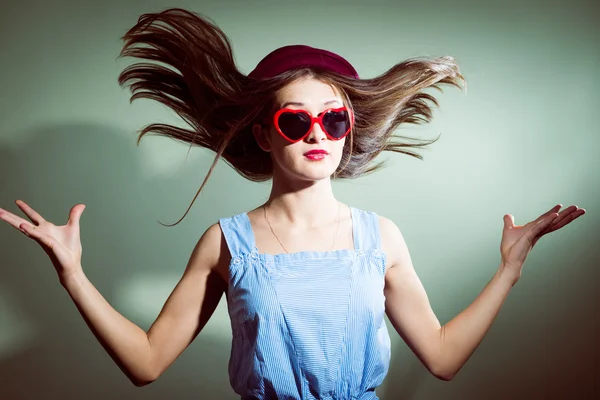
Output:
[304, 149, 329, 160]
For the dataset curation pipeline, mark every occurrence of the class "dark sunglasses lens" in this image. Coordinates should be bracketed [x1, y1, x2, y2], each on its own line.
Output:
[323, 109, 351, 138]
[278, 112, 311, 140]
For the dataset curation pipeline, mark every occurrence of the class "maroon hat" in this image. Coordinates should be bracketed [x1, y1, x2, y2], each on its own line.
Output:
[248, 44, 359, 79]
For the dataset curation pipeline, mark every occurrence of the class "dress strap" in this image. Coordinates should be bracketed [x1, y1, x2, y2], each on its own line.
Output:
[218, 212, 257, 258]
[351, 207, 382, 250]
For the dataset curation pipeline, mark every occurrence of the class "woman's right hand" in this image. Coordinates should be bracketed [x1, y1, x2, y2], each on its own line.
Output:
[0, 200, 86, 282]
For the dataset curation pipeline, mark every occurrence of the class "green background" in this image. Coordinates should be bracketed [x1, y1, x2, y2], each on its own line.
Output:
[0, 0, 598, 398]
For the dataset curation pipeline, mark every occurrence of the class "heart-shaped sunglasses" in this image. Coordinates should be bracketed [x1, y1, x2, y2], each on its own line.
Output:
[272, 106, 354, 143]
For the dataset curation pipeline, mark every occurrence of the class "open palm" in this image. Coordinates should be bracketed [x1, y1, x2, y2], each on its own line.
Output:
[0, 200, 86, 280]
[499, 204, 586, 281]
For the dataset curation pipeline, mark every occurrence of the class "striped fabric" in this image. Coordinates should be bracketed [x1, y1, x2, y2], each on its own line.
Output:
[219, 207, 391, 399]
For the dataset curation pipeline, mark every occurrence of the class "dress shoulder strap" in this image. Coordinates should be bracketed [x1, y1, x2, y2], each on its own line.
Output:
[218, 212, 256, 258]
[351, 207, 382, 250]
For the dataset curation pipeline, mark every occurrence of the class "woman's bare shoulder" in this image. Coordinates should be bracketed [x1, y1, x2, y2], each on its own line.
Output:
[189, 222, 232, 285]
[377, 214, 411, 274]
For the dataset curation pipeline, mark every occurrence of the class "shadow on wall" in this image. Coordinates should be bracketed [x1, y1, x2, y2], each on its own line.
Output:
[0, 123, 238, 399]
[382, 227, 600, 399]
[0, 123, 598, 399]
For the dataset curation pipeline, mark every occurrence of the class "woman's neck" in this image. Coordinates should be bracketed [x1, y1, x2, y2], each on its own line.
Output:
[264, 177, 339, 229]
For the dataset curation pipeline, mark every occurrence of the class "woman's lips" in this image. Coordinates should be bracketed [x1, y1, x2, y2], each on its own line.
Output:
[305, 153, 327, 160]
[304, 149, 328, 160]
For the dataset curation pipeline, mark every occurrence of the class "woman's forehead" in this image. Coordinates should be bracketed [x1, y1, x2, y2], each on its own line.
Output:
[276, 77, 343, 106]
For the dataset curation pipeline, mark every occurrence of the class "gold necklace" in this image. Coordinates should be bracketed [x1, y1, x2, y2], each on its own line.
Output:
[263, 201, 341, 254]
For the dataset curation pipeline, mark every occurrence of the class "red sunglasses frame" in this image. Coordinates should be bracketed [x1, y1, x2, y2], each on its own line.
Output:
[272, 106, 354, 143]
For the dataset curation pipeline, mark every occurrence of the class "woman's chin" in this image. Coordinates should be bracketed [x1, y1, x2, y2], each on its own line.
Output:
[274, 159, 340, 183]
[298, 168, 337, 182]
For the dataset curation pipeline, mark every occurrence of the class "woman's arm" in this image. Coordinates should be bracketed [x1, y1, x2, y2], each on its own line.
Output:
[62, 222, 228, 386]
[380, 204, 583, 380]
[380, 216, 513, 381]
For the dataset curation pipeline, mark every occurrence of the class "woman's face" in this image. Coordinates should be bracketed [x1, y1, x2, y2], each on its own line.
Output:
[253, 77, 348, 183]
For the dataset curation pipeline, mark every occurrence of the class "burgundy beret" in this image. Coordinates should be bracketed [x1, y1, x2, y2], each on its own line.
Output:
[248, 44, 359, 79]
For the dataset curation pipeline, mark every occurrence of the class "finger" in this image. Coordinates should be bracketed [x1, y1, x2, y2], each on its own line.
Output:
[533, 211, 562, 241]
[536, 204, 562, 222]
[67, 204, 85, 228]
[504, 214, 515, 229]
[523, 205, 560, 229]
[533, 213, 559, 236]
[534, 219, 558, 244]
[15, 200, 46, 225]
[546, 207, 586, 233]
[548, 205, 573, 224]
[20, 223, 53, 249]
[532, 207, 586, 246]
[0, 208, 33, 231]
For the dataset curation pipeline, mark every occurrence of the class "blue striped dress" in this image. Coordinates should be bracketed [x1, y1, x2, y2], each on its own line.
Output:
[218, 207, 391, 399]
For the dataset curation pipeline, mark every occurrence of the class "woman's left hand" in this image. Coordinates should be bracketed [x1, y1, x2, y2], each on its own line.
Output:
[499, 204, 586, 284]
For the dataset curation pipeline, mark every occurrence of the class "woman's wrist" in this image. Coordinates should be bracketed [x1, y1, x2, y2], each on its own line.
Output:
[495, 264, 520, 288]
[59, 267, 88, 291]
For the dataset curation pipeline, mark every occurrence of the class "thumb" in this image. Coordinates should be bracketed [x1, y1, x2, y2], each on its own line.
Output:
[503, 214, 514, 229]
[68, 204, 85, 227]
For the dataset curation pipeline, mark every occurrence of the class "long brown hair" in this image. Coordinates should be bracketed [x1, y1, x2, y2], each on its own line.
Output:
[117, 8, 466, 227]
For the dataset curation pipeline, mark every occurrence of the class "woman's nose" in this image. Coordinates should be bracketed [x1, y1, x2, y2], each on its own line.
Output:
[305, 121, 327, 142]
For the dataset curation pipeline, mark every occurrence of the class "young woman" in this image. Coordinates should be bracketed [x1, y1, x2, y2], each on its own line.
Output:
[0, 8, 586, 400]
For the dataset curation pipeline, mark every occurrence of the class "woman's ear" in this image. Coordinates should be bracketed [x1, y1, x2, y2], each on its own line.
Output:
[252, 123, 272, 152]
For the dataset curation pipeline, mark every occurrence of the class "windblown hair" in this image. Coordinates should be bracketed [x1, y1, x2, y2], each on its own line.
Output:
[117, 8, 465, 227]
